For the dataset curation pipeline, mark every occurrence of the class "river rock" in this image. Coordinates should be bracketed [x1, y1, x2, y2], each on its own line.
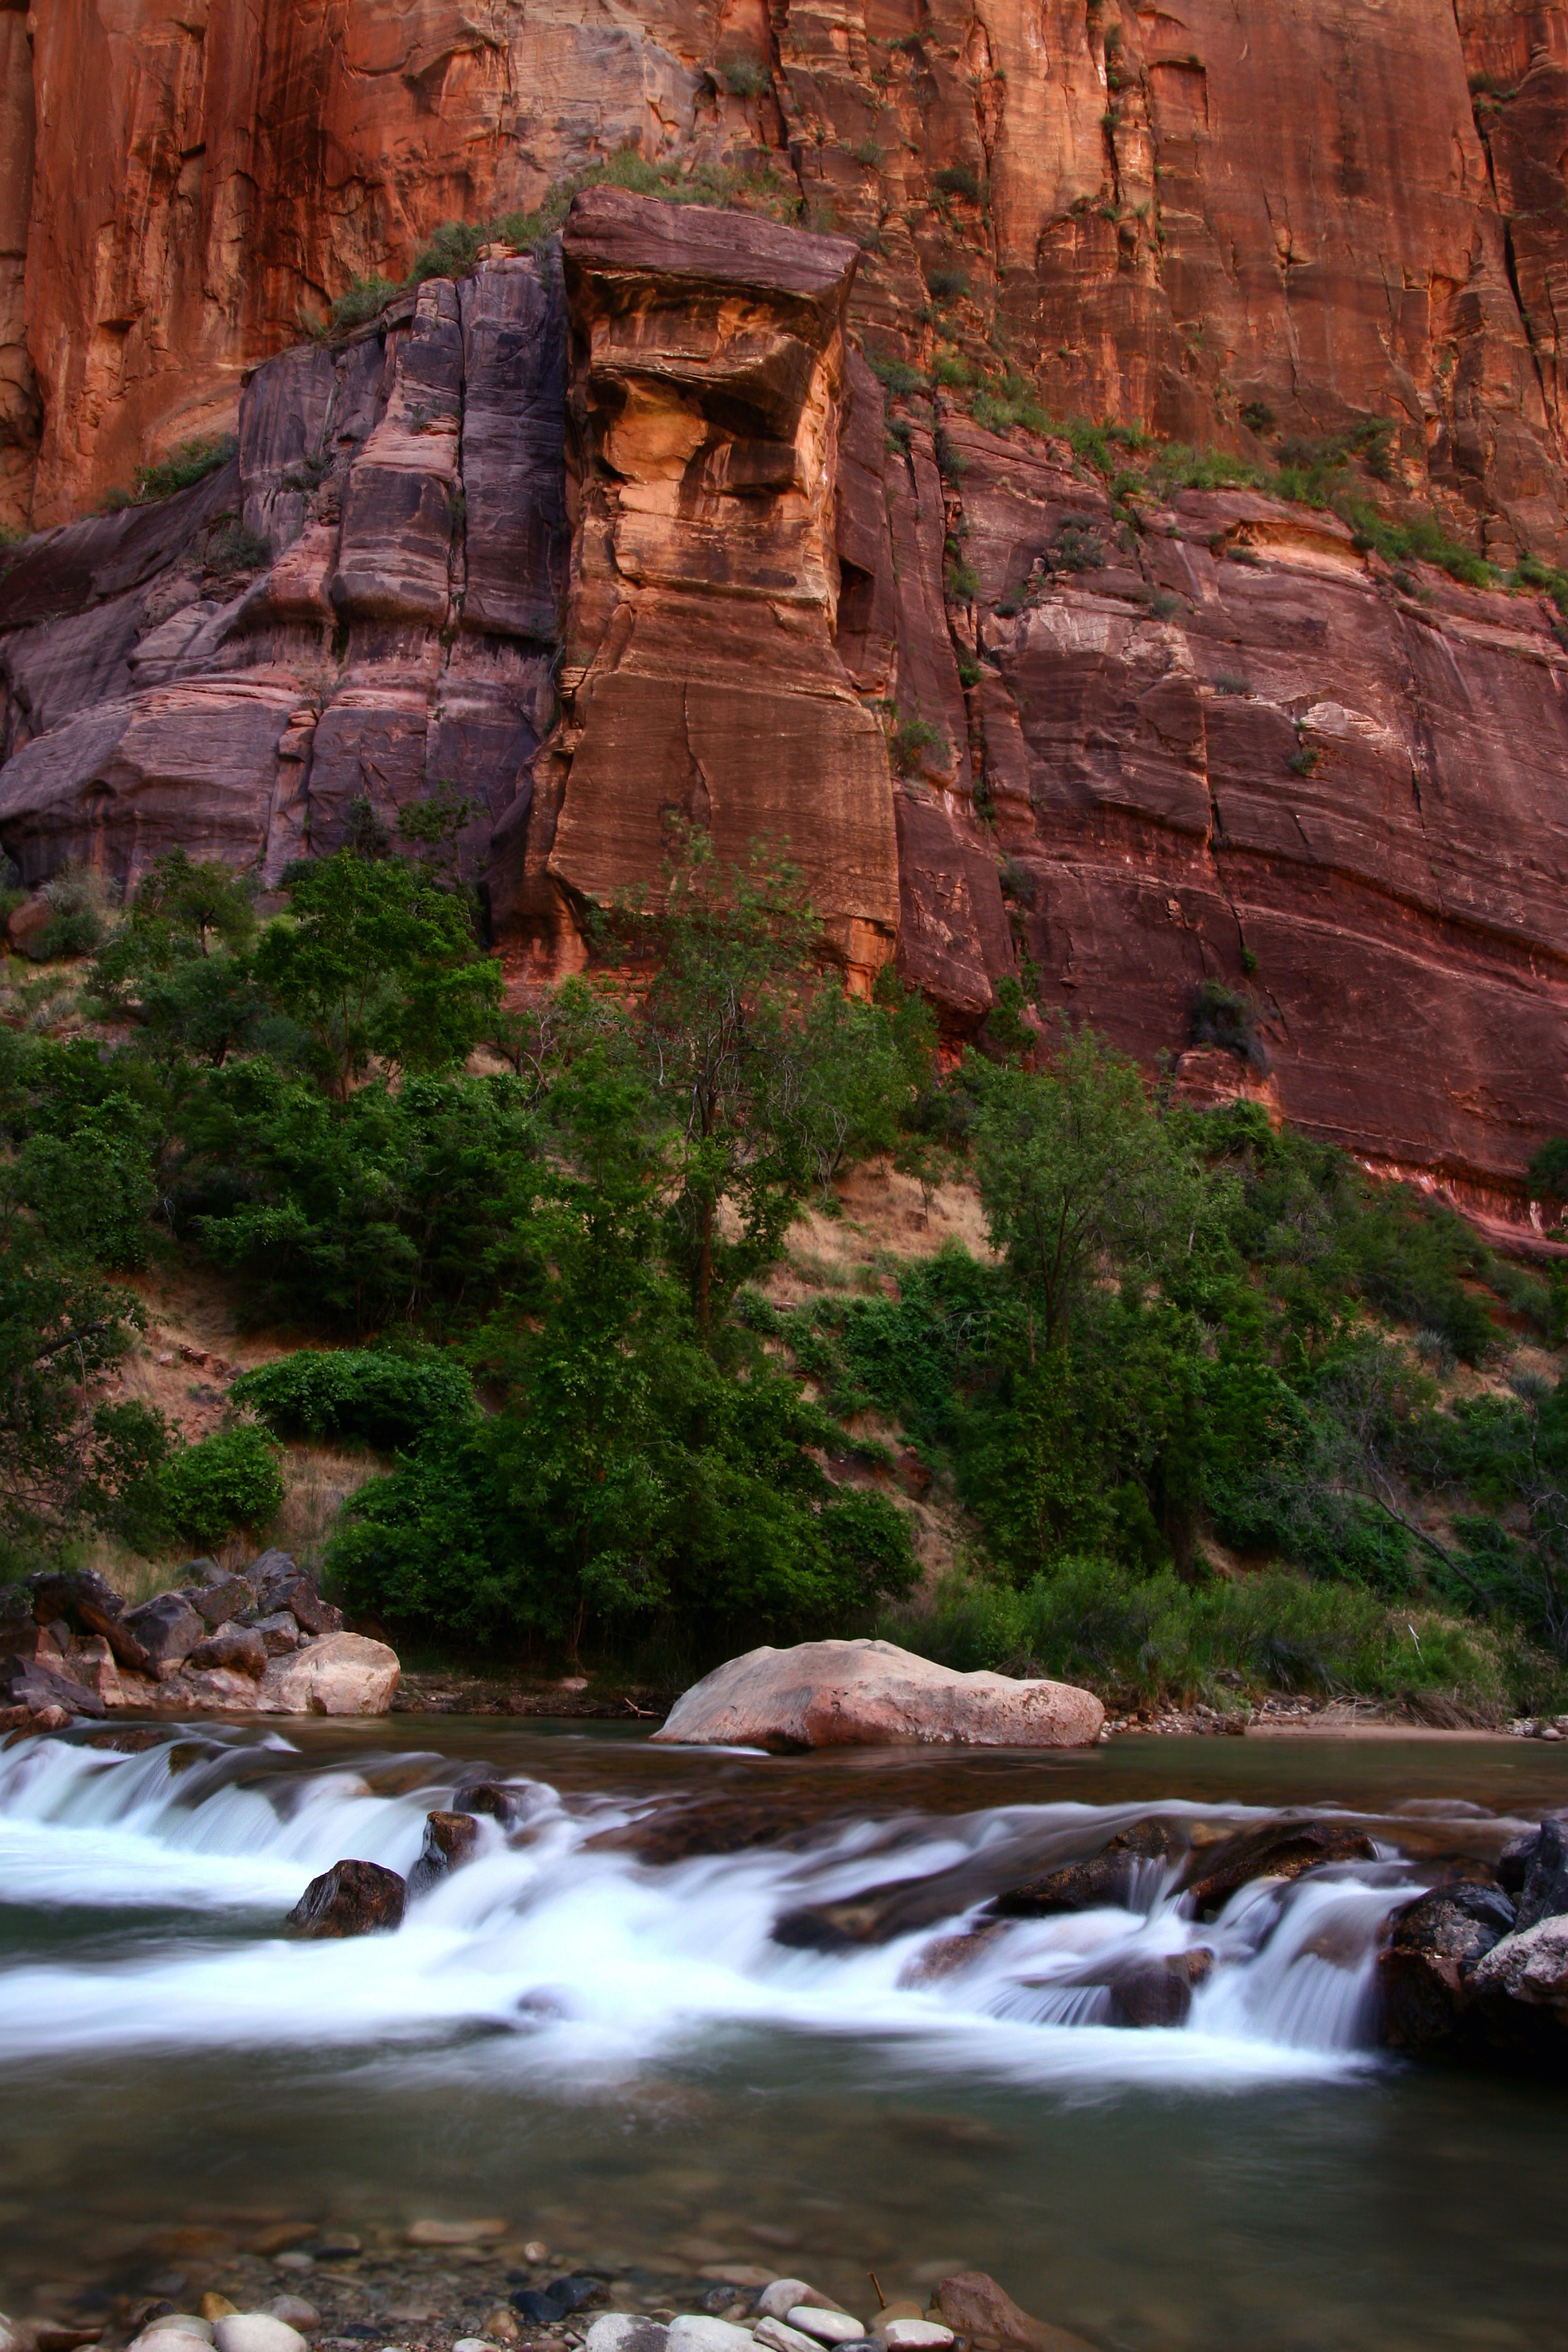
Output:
[263, 2305, 317, 2331]
[256, 1632, 399, 1716]
[786, 2316, 863, 2347]
[754, 2287, 844, 2324]
[408, 1809, 481, 1897]
[454, 1779, 526, 1826]
[285, 1858, 406, 1937]
[1468, 1916, 1568, 2066]
[583, 2322, 669, 2352]
[989, 1820, 1179, 1916]
[754, 2322, 821, 2352]
[510, 2277, 605, 2324]
[666, 2322, 755, 2352]
[881, 2327, 953, 2351]
[1106, 1949, 1212, 2028]
[934, 2274, 1094, 2352]
[213, 2322, 306, 2352]
[1177, 1819, 1378, 1920]
[0, 1653, 105, 1719]
[1514, 1816, 1568, 1932]
[405, 2219, 506, 2245]
[121, 1590, 206, 1672]
[188, 1624, 268, 1677]
[652, 1639, 1104, 1751]
[1377, 1882, 1517, 2051]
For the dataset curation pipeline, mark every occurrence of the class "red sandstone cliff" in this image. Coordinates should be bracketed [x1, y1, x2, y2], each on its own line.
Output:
[4, 0, 1567, 558]
[1, 191, 1564, 1199]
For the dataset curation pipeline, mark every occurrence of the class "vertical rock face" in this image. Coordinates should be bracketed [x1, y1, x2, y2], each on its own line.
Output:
[1, 191, 1565, 1193]
[535, 189, 896, 979]
[7, 0, 1568, 562]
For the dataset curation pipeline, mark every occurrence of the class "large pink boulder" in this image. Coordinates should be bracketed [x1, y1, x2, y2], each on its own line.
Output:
[651, 1638, 1104, 1752]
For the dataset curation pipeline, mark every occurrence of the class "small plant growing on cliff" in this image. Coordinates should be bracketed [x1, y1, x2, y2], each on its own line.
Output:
[99, 434, 237, 513]
[158, 1422, 285, 1550]
[933, 164, 982, 203]
[1190, 978, 1269, 1071]
[720, 57, 769, 98]
[326, 275, 401, 334]
[925, 264, 971, 304]
[889, 714, 946, 775]
[1046, 520, 1108, 573]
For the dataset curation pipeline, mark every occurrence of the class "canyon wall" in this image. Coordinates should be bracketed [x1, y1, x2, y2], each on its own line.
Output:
[1, 0, 1567, 1197]
[2, 191, 1565, 1197]
[5, 0, 1568, 556]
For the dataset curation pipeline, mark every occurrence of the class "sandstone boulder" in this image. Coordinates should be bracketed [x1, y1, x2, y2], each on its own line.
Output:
[121, 1591, 206, 1673]
[187, 1624, 268, 1679]
[1513, 1816, 1568, 1932]
[256, 1633, 399, 1717]
[651, 1639, 1104, 1751]
[285, 1859, 405, 1939]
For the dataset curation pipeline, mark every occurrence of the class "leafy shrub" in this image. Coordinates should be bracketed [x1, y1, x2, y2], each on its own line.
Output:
[933, 164, 982, 203]
[158, 1423, 285, 1549]
[100, 436, 236, 512]
[720, 58, 770, 98]
[1526, 1136, 1568, 1208]
[869, 353, 926, 399]
[1189, 979, 1267, 1071]
[1046, 520, 1106, 573]
[925, 264, 970, 303]
[328, 276, 401, 334]
[889, 715, 946, 775]
[232, 1346, 475, 1451]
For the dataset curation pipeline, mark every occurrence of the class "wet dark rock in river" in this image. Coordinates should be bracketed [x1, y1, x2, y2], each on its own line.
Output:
[1376, 1881, 1516, 2051]
[285, 1859, 406, 1937]
[1106, 1948, 1214, 2028]
[987, 1818, 1179, 1916]
[455, 1779, 526, 1826]
[1470, 1916, 1568, 2065]
[1177, 1818, 1378, 1920]
[409, 1809, 481, 1896]
[1512, 1815, 1568, 1932]
[771, 1863, 990, 1951]
[0, 1653, 105, 1719]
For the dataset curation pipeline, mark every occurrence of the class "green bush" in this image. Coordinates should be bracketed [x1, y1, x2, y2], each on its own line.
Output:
[158, 1423, 285, 1549]
[232, 1346, 475, 1451]
[100, 436, 236, 511]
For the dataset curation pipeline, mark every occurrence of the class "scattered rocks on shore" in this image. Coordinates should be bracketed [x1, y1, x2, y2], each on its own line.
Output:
[651, 1640, 1104, 1751]
[0, 1557, 397, 1738]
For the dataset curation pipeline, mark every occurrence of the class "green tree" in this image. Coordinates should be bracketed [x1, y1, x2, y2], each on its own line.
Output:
[253, 852, 501, 1099]
[971, 1020, 1216, 1357]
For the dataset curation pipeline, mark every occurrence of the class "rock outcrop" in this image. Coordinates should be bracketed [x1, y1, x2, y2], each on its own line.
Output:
[2, 185, 1566, 1191]
[285, 1857, 407, 1938]
[650, 1636, 1106, 1749]
[0, 1555, 397, 1734]
[1377, 1814, 1568, 2069]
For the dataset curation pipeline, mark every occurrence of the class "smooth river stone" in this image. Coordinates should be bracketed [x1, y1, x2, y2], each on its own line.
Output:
[881, 2329, 954, 2351]
[667, 2322, 755, 2352]
[213, 2320, 307, 2352]
[788, 2318, 866, 2347]
[582, 2323, 669, 2352]
[755, 2289, 844, 2324]
[756, 2322, 822, 2352]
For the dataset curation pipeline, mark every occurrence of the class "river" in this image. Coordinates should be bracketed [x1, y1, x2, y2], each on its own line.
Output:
[1, 1721, 1565, 2352]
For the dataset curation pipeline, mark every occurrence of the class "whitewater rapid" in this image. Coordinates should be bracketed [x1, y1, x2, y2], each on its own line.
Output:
[0, 1726, 1426, 2093]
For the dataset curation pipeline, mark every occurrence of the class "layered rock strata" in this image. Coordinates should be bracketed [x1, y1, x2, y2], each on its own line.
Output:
[8, 0, 1568, 572]
[1, 191, 1565, 1191]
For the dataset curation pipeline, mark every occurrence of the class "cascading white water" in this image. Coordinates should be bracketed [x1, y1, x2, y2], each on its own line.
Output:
[0, 1727, 1425, 2090]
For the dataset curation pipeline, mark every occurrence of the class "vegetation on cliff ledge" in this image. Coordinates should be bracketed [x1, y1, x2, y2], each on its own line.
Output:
[2, 832, 1566, 1718]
